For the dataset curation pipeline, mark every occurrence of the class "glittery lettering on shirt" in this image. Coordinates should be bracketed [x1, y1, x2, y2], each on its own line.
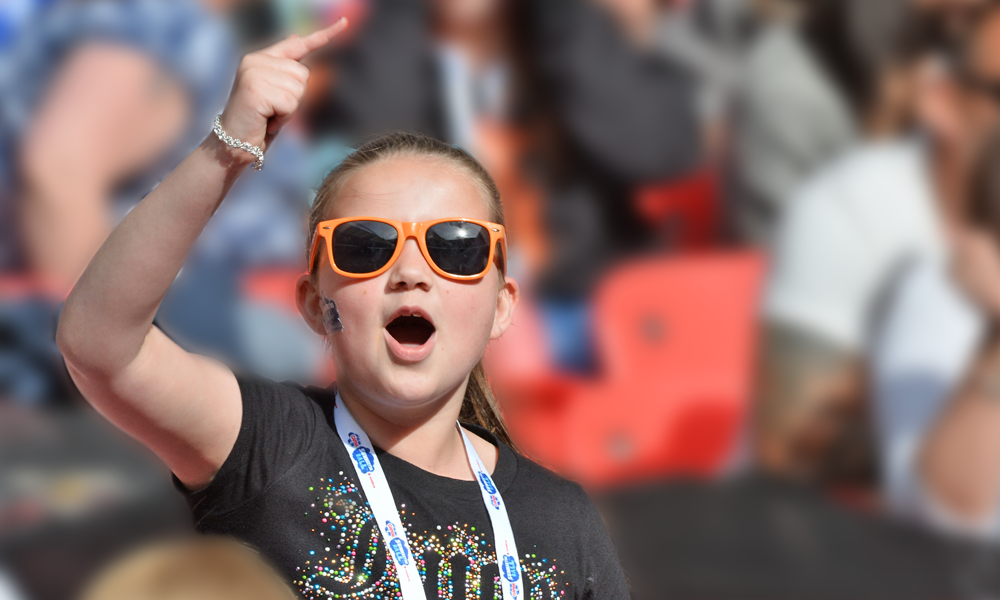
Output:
[298, 475, 565, 599]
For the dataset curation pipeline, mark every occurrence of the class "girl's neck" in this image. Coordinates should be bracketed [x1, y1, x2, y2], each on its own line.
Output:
[336, 382, 497, 481]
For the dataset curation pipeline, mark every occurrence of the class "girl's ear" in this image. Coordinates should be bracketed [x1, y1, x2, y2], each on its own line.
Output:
[490, 275, 520, 340]
[297, 274, 328, 337]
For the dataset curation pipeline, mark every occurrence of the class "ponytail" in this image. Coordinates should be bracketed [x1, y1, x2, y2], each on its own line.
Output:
[460, 361, 517, 450]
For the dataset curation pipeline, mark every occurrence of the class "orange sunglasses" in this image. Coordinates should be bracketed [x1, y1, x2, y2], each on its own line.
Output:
[309, 217, 507, 281]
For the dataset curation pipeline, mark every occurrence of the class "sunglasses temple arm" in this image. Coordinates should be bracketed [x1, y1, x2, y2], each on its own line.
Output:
[308, 234, 322, 273]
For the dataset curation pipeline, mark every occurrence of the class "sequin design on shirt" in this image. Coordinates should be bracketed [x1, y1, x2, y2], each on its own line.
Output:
[298, 476, 566, 599]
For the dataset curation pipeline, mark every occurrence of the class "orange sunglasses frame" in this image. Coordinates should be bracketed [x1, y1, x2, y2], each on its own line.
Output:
[309, 217, 508, 281]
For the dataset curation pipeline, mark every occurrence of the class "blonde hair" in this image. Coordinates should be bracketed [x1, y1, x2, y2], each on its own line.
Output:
[80, 537, 296, 600]
[308, 131, 516, 449]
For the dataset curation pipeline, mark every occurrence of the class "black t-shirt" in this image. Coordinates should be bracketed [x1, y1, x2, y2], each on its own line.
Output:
[177, 373, 629, 600]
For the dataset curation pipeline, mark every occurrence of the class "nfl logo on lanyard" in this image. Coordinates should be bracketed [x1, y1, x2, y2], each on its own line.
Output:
[478, 471, 498, 494]
[386, 521, 411, 566]
[502, 554, 519, 582]
[351, 443, 375, 474]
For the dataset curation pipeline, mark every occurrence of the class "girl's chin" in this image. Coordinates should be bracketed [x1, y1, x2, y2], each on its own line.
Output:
[373, 369, 467, 407]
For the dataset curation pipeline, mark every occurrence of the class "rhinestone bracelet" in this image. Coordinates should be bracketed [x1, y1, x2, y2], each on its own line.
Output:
[212, 115, 264, 171]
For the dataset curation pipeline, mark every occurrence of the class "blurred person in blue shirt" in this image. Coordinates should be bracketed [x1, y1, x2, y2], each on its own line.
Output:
[0, 0, 239, 405]
[0, 0, 238, 287]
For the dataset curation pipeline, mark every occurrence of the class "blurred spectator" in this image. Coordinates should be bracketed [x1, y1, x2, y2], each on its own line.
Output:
[754, 0, 1000, 484]
[516, 0, 700, 289]
[516, 0, 702, 372]
[0, 0, 328, 399]
[305, 0, 509, 156]
[79, 537, 295, 600]
[873, 130, 1000, 539]
[0, 0, 238, 405]
[731, 0, 931, 244]
[653, 0, 753, 131]
[0, 0, 238, 288]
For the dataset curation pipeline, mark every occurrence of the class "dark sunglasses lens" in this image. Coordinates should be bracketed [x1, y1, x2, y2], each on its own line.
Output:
[332, 221, 398, 274]
[426, 221, 492, 276]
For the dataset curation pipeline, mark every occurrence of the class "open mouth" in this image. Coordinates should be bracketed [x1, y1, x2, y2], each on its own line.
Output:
[385, 314, 436, 347]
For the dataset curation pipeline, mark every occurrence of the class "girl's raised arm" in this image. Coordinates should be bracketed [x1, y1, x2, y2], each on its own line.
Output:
[56, 19, 347, 491]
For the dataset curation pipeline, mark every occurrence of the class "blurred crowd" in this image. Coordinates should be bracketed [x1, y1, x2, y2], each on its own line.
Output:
[8, 0, 1000, 598]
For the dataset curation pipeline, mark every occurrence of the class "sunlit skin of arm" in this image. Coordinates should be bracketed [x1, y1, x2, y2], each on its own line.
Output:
[57, 21, 348, 491]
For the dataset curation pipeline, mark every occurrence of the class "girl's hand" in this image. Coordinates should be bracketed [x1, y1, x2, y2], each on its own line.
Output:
[218, 18, 348, 161]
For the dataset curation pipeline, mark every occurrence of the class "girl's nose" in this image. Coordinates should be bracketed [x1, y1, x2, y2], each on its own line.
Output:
[387, 238, 432, 291]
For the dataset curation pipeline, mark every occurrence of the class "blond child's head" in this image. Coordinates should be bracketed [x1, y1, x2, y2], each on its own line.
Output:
[80, 537, 295, 600]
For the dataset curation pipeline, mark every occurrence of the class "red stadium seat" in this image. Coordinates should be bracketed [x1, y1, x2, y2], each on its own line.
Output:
[497, 252, 765, 486]
[0, 275, 67, 301]
[572, 252, 764, 486]
[561, 377, 746, 487]
[593, 252, 764, 384]
[484, 299, 582, 468]
[635, 169, 721, 250]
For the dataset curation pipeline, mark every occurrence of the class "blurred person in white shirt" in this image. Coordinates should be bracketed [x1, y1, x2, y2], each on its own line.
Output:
[732, 0, 993, 245]
[753, 1, 1000, 484]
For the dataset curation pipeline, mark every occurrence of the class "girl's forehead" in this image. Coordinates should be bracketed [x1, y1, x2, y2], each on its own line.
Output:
[325, 154, 493, 222]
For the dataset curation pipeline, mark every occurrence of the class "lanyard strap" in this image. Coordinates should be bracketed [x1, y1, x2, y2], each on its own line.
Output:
[333, 394, 524, 600]
[458, 426, 524, 600]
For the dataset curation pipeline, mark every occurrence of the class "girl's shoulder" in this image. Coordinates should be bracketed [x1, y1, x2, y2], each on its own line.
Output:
[229, 371, 337, 460]
[473, 425, 596, 517]
[178, 373, 334, 523]
[507, 452, 593, 507]
[236, 371, 335, 421]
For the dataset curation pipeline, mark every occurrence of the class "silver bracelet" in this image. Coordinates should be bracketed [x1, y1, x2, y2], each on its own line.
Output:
[212, 115, 264, 171]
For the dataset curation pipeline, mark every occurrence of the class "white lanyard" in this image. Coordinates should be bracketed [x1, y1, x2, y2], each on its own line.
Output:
[334, 394, 524, 600]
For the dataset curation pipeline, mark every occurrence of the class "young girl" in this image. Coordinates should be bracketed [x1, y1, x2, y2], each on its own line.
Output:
[57, 20, 629, 600]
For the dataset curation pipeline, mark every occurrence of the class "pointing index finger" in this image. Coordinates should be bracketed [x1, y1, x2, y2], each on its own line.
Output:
[262, 17, 348, 62]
